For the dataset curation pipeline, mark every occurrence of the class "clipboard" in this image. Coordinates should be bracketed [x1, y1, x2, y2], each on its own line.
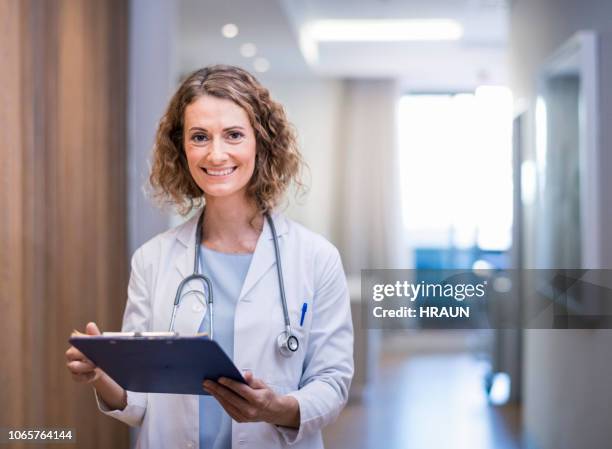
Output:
[69, 334, 246, 395]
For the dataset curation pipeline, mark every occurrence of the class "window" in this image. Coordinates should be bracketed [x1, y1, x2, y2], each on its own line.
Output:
[398, 87, 513, 267]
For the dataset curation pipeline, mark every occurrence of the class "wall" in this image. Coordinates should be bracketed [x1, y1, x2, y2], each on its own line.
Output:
[510, 1, 612, 448]
[0, 0, 129, 447]
[262, 77, 345, 244]
[128, 0, 177, 254]
[263, 76, 405, 275]
[510, 0, 612, 100]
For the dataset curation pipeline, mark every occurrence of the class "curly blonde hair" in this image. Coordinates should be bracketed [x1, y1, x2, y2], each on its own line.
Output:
[149, 65, 304, 215]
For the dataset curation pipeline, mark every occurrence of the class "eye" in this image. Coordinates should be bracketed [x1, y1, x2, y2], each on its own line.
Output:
[227, 131, 244, 141]
[191, 133, 208, 143]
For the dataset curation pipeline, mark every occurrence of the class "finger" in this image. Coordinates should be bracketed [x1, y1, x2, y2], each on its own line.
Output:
[207, 390, 248, 422]
[71, 372, 96, 383]
[243, 370, 253, 384]
[240, 372, 267, 390]
[203, 385, 243, 420]
[65, 346, 86, 362]
[86, 322, 101, 336]
[225, 375, 268, 392]
[67, 360, 96, 374]
[213, 390, 254, 422]
[204, 381, 251, 411]
[218, 377, 260, 402]
[247, 377, 267, 389]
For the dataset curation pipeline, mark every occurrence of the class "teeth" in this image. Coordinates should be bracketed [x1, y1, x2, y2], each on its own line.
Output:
[205, 167, 236, 176]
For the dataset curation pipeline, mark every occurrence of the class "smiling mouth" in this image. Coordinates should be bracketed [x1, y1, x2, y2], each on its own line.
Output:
[203, 166, 237, 176]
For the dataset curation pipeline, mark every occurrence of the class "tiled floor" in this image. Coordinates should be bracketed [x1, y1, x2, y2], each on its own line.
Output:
[323, 352, 522, 449]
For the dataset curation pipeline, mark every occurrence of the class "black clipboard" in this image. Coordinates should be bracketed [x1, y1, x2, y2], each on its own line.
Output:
[69, 334, 246, 395]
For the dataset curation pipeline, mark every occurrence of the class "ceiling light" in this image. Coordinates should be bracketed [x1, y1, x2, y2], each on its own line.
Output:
[240, 43, 257, 58]
[304, 19, 463, 42]
[253, 58, 270, 73]
[221, 23, 239, 39]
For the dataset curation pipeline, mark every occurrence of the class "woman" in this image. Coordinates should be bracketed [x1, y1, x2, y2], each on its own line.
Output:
[65, 65, 354, 449]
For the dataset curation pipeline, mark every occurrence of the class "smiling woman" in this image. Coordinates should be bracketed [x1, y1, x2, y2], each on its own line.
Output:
[183, 95, 257, 202]
[149, 65, 304, 215]
[65, 64, 354, 449]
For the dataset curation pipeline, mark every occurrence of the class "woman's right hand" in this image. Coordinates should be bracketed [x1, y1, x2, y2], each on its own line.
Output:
[65, 322, 102, 384]
[65, 322, 128, 411]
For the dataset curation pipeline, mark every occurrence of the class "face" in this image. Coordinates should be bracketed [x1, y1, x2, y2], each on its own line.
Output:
[183, 94, 257, 202]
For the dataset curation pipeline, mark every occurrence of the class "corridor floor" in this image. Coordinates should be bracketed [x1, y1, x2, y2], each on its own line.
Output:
[323, 352, 522, 449]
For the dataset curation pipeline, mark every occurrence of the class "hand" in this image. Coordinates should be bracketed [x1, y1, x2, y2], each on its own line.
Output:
[65, 322, 103, 384]
[203, 371, 300, 429]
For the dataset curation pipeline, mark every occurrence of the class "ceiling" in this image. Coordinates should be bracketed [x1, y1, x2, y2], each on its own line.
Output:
[178, 0, 509, 89]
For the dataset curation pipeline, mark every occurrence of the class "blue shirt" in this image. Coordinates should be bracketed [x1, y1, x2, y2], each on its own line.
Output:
[198, 246, 252, 449]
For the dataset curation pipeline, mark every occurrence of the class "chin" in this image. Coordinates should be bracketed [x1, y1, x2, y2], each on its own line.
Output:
[201, 184, 247, 200]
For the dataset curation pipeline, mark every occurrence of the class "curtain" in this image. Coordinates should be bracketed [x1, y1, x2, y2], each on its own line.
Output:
[334, 79, 406, 275]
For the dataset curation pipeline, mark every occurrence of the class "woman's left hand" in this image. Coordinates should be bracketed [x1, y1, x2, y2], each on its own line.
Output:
[203, 371, 300, 429]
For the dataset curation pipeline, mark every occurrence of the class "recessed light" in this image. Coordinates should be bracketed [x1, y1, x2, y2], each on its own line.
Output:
[299, 19, 463, 64]
[304, 19, 463, 42]
[221, 23, 239, 39]
[240, 43, 257, 58]
[253, 57, 270, 73]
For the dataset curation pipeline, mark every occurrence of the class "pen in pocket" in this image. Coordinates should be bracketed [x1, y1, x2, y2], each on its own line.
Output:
[300, 302, 308, 326]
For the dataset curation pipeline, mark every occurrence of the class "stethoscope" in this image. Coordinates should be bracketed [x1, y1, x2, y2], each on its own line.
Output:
[168, 209, 299, 358]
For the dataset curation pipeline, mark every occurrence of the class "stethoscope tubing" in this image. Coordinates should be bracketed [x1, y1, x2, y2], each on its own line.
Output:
[266, 213, 293, 337]
[169, 209, 297, 356]
[169, 273, 214, 339]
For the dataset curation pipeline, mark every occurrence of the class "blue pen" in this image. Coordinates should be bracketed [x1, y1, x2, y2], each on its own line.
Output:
[300, 302, 308, 326]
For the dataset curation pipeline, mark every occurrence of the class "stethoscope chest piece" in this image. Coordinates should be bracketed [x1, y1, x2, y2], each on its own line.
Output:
[277, 331, 299, 358]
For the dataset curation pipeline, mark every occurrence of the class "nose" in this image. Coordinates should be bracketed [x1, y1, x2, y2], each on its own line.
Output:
[208, 138, 229, 164]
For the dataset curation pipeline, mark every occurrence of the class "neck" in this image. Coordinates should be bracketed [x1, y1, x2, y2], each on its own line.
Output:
[201, 193, 264, 253]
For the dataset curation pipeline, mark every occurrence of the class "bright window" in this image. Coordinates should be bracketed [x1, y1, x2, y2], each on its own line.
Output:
[398, 87, 513, 252]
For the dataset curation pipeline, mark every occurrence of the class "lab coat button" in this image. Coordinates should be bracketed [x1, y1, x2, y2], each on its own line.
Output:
[193, 304, 203, 312]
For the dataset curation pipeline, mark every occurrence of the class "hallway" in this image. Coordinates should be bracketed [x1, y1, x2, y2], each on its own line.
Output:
[325, 350, 522, 449]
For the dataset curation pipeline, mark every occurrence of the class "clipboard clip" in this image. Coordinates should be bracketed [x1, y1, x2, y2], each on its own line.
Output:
[102, 332, 180, 338]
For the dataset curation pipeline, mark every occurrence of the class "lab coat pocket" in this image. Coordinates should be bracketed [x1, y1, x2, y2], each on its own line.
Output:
[291, 300, 312, 336]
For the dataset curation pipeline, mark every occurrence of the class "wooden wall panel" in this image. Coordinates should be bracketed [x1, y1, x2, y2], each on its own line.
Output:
[21, 0, 51, 431]
[0, 0, 129, 447]
[0, 0, 26, 431]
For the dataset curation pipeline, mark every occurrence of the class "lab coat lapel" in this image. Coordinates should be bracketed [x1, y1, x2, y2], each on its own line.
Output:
[239, 212, 288, 301]
[170, 213, 206, 335]
[174, 213, 200, 279]
[172, 211, 287, 301]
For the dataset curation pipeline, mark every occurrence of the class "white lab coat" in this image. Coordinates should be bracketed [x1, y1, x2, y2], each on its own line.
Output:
[95, 211, 354, 449]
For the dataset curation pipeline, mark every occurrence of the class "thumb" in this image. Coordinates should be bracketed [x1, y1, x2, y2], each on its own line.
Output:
[242, 370, 266, 389]
[242, 370, 254, 384]
[86, 322, 101, 336]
